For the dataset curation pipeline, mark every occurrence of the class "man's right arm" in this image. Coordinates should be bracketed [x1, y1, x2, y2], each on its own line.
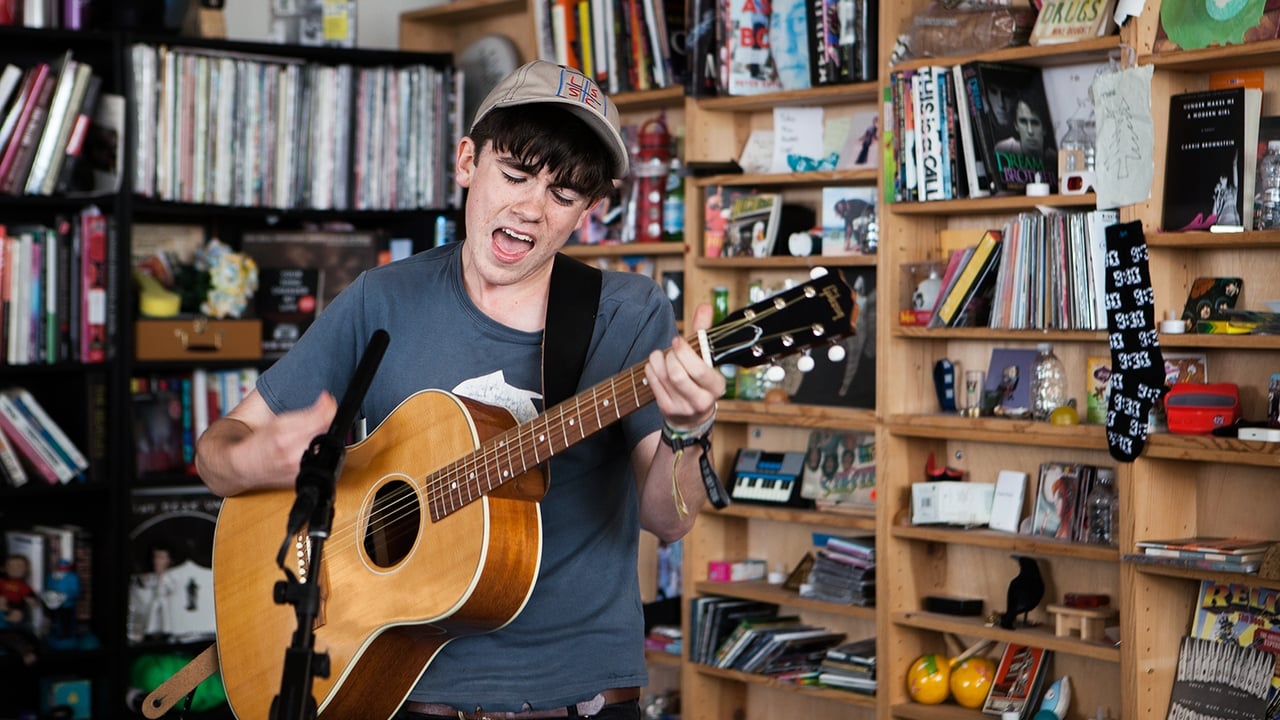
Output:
[194, 390, 337, 497]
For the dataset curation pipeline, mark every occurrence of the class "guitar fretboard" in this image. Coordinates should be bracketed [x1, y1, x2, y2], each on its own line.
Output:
[426, 364, 652, 521]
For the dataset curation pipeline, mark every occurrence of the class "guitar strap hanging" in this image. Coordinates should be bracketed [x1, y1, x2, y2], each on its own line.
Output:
[145, 254, 605, 718]
[543, 252, 602, 409]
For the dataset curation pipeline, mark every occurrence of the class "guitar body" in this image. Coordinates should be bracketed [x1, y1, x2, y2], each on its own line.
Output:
[212, 389, 547, 720]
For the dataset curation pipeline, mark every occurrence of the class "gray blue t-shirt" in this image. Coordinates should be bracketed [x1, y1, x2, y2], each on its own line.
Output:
[256, 241, 676, 710]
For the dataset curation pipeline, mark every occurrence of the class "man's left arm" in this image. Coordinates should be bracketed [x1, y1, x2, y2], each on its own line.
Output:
[635, 303, 725, 542]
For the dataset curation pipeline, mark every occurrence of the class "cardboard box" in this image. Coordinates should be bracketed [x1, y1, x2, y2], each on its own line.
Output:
[135, 318, 262, 361]
[911, 481, 995, 526]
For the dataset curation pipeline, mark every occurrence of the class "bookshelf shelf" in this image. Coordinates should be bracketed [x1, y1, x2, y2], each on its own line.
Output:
[693, 664, 878, 706]
[692, 169, 880, 189]
[696, 82, 879, 111]
[1128, 562, 1280, 591]
[892, 327, 1108, 342]
[891, 701, 998, 720]
[694, 580, 877, 619]
[718, 401, 878, 430]
[1141, 433, 1280, 467]
[891, 611, 1121, 662]
[885, 415, 1108, 450]
[889, 193, 1099, 215]
[399, 0, 527, 23]
[693, 254, 878, 270]
[891, 526, 1119, 562]
[715, 503, 876, 530]
[891, 35, 1123, 73]
[561, 242, 686, 259]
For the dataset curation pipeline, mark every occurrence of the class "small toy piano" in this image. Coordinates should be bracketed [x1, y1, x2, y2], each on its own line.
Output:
[726, 449, 812, 508]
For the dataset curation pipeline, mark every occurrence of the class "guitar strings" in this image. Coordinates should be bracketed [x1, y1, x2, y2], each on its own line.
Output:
[318, 298, 829, 558]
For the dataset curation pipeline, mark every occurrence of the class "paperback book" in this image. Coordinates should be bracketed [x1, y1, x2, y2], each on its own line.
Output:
[983, 643, 1052, 719]
[1163, 87, 1262, 232]
[1187, 579, 1280, 719]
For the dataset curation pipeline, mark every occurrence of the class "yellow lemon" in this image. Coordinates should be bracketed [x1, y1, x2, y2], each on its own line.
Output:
[1049, 404, 1080, 425]
[907, 653, 950, 704]
[950, 656, 996, 709]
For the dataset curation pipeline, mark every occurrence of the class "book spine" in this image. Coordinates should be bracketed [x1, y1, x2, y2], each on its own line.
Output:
[79, 206, 107, 363]
[0, 63, 53, 194]
[0, 412, 29, 486]
[0, 393, 62, 483]
[1142, 547, 1260, 563]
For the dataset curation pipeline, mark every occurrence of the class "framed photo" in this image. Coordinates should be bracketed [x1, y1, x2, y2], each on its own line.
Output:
[820, 186, 878, 256]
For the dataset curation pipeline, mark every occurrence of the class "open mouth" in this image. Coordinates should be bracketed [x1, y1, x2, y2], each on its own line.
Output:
[493, 227, 534, 261]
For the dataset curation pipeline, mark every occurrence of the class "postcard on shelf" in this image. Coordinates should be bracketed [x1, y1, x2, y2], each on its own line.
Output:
[738, 129, 774, 174]
[770, 106, 825, 173]
[721, 192, 783, 258]
[984, 347, 1038, 415]
[819, 186, 877, 256]
[1180, 277, 1243, 327]
[833, 109, 880, 170]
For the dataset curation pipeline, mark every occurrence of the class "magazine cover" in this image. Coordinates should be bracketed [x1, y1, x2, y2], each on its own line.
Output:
[1085, 355, 1113, 425]
[982, 643, 1052, 718]
[1031, 462, 1085, 539]
[1188, 580, 1280, 718]
[799, 430, 875, 507]
[984, 347, 1038, 415]
[727, 0, 783, 95]
[127, 486, 223, 646]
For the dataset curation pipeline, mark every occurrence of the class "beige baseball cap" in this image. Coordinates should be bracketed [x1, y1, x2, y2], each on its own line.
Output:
[471, 60, 630, 180]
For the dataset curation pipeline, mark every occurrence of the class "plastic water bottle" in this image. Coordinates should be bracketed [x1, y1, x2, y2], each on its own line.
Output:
[1086, 468, 1118, 546]
[1031, 342, 1068, 421]
[1254, 141, 1280, 229]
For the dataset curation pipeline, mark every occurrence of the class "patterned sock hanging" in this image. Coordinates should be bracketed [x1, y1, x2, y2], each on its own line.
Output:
[1103, 220, 1166, 462]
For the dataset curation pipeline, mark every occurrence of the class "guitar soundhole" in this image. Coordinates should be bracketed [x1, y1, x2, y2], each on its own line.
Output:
[363, 480, 421, 569]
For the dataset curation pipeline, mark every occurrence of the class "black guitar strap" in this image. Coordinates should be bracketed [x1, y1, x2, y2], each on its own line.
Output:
[543, 252, 602, 408]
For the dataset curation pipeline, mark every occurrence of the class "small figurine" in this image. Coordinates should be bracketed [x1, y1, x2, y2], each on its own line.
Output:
[0, 553, 39, 664]
[43, 558, 82, 650]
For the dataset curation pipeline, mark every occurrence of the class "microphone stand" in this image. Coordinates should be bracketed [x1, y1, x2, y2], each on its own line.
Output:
[270, 329, 390, 720]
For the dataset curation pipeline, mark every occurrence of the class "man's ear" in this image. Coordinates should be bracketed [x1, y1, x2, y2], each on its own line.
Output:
[456, 136, 477, 188]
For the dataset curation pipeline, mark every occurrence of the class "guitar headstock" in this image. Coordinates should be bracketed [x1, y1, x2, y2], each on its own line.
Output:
[704, 272, 857, 369]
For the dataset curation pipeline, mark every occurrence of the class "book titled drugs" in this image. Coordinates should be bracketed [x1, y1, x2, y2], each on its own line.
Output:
[1163, 87, 1262, 232]
[1029, 0, 1118, 45]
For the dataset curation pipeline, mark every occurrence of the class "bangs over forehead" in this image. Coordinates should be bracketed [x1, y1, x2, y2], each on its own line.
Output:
[470, 105, 616, 201]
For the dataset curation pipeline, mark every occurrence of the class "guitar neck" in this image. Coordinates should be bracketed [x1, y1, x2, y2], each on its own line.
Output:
[427, 363, 654, 521]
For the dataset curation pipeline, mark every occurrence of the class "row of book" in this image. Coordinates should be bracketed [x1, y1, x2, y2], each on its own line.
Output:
[0, 386, 89, 486]
[0, 50, 108, 197]
[922, 208, 1119, 331]
[2, 205, 111, 367]
[3, 522, 95, 651]
[0, 0, 92, 30]
[536, 0, 684, 95]
[685, 0, 876, 98]
[129, 43, 462, 212]
[131, 367, 259, 477]
[888, 61, 1059, 202]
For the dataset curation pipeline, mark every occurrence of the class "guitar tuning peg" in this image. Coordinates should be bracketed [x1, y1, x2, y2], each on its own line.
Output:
[764, 364, 786, 383]
[827, 343, 847, 363]
[796, 350, 815, 373]
[809, 266, 829, 279]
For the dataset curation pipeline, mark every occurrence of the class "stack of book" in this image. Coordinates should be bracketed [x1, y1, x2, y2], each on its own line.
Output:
[802, 534, 875, 607]
[1127, 536, 1274, 574]
[817, 636, 876, 694]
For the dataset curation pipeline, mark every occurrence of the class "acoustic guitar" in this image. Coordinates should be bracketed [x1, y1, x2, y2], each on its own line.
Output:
[211, 273, 857, 719]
